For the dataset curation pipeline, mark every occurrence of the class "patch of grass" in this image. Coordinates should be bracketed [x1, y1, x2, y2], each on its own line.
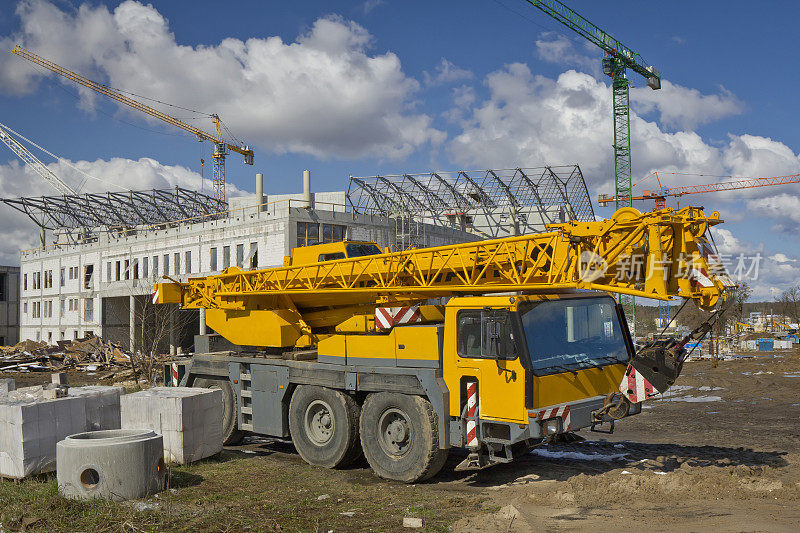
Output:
[0, 450, 481, 532]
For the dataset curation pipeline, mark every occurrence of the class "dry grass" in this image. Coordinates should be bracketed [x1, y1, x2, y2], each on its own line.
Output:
[0, 449, 482, 532]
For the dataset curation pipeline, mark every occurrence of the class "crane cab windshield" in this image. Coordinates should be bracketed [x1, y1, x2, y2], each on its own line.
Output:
[519, 295, 630, 376]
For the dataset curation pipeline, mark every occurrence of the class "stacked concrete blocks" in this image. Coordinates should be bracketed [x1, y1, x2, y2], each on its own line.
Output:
[0, 385, 126, 479]
[67, 386, 125, 431]
[0, 393, 86, 478]
[0, 378, 14, 394]
[120, 387, 223, 464]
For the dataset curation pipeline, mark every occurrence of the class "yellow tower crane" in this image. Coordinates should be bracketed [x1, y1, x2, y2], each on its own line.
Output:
[11, 45, 253, 203]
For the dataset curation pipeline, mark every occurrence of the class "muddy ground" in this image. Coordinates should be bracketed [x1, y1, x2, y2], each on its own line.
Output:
[447, 353, 800, 532]
[2, 353, 799, 531]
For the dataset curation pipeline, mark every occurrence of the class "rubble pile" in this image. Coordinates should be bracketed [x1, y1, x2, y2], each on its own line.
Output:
[0, 337, 133, 373]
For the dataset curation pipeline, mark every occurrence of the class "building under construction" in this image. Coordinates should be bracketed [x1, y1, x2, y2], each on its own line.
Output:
[7, 166, 593, 353]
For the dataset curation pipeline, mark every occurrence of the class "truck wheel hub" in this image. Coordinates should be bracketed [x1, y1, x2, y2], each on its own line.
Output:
[378, 408, 411, 457]
[305, 399, 335, 446]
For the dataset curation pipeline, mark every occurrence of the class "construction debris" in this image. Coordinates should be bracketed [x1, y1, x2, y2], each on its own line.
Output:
[0, 337, 134, 373]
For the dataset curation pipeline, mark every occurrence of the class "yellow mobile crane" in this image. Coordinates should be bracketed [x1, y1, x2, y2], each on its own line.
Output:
[11, 46, 253, 203]
[156, 206, 730, 481]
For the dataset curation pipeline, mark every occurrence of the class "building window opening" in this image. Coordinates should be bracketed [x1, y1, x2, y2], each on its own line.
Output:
[210, 247, 218, 271]
[322, 224, 346, 243]
[248, 242, 258, 269]
[84, 264, 94, 289]
[236, 244, 244, 267]
[223, 246, 230, 269]
[297, 221, 320, 247]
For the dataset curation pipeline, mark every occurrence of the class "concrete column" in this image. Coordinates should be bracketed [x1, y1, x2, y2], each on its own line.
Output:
[199, 308, 207, 336]
[129, 295, 135, 352]
[169, 306, 177, 356]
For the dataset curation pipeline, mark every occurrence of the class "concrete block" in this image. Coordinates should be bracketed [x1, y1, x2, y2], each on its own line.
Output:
[120, 387, 223, 464]
[0, 378, 14, 394]
[51, 372, 68, 386]
[0, 392, 87, 478]
[68, 386, 125, 431]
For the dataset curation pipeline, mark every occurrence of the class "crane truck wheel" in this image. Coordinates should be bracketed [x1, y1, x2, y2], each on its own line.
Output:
[192, 377, 245, 446]
[288, 386, 362, 469]
[359, 392, 448, 483]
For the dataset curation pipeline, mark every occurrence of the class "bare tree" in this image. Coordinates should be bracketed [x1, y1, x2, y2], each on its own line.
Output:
[776, 286, 800, 326]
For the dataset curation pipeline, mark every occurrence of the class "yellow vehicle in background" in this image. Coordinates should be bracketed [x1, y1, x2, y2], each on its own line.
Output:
[156, 206, 729, 481]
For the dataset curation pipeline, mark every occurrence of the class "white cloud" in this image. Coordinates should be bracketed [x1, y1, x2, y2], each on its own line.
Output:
[770, 253, 796, 263]
[535, 32, 595, 74]
[0, 1, 444, 160]
[746, 194, 800, 235]
[423, 58, 473, 87]
[361, 0, 385, 14]
[712, 228, 742, 256]
[632, 81, 743, 130]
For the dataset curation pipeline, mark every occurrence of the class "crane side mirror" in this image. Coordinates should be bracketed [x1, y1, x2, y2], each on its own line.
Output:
[481, 309, 515, 360]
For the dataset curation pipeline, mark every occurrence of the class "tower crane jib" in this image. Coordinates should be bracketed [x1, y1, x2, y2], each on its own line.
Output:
[11, 45, 253, 203]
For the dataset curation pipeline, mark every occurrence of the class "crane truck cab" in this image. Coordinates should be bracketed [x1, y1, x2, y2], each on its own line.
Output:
[284, 240, 382, 266]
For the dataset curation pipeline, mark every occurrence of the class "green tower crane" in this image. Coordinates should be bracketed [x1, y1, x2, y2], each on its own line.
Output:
[523, 0, 662, 336]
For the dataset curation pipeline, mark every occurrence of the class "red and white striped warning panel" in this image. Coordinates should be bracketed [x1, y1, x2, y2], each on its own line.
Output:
[465, 381, 478, 448]
[171, 363, 179, 387]
[532, 404, 572, 432]
[619, 365, 656, 403]
[375, 305, 421, 329]
[688, 266, 714, 288]
[152, 287, 160, 305]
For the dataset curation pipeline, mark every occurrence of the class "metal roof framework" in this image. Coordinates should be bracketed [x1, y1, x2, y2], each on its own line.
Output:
[1, 187, 226, 235]
[346, 165, 595, 223]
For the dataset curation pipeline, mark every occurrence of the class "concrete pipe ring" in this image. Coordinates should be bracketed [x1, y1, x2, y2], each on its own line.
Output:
[57, 429, 165, 501]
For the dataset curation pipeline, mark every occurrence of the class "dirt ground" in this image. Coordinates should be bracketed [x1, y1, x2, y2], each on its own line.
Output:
[448, 353, 800, 532]
[2, 353, 799, 531]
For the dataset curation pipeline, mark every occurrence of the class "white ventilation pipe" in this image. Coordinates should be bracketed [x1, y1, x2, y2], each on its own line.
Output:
[255, 173, 264, 212]
[303, 170, 312, 209]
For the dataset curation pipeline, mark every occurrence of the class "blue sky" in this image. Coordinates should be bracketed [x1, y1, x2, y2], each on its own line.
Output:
[0, 0, 798, 299]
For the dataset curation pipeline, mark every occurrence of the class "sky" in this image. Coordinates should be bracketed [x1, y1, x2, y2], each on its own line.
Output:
[0, 0, 798, 300]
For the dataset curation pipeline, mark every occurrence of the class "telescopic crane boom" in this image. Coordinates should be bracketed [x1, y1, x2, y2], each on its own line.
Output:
[156, 206, 730, 348]
[11, 45, 253, 203]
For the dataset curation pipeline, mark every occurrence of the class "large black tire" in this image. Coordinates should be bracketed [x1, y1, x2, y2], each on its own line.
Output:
[193, 377, 245, 446]
[359, 393, 448, 483]
[288, 385, 361, 469]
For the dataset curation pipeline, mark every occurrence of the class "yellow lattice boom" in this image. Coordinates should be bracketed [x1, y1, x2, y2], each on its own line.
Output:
[157, 206, 729, 316]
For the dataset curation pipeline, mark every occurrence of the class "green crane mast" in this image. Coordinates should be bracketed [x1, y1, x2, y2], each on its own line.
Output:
[523, 0, 662, 336]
